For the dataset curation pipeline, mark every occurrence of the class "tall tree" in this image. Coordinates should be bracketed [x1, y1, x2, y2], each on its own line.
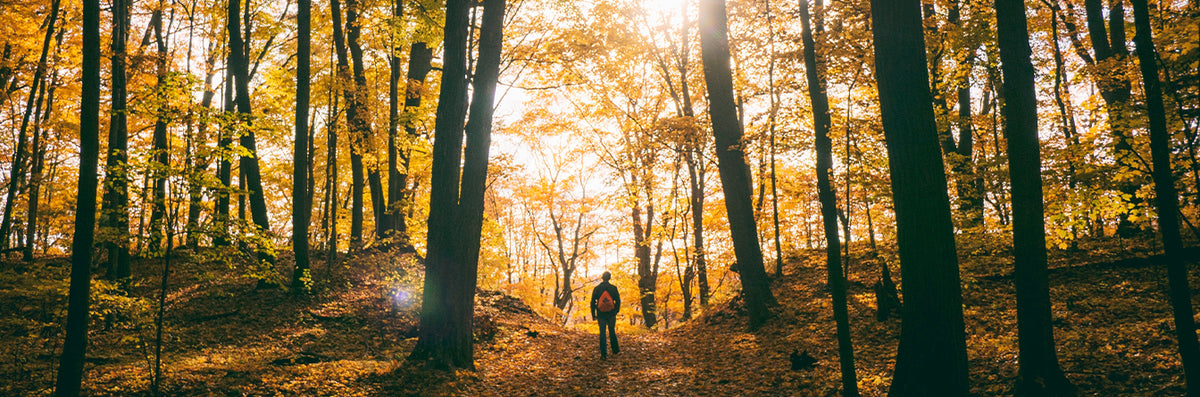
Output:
[100, 0, 132, 277]
[697, 0, 777, 328]
[383, 0, 404, 241]
[798, 0, 858, 393]
[995, 0, 1073, 392]
[1131, 0, 1200, 391]
[292, 0, 313, 292]
[345, 0, 369, 250]
[870, 0, 970, 393]
[54, 0, 100, 389]
[148, 8, 170, 251]
[229, 0, 275, 272]
[410, 0, 506, 369]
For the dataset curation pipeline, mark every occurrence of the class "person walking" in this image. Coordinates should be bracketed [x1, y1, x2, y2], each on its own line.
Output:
[591, 271, 621, 359]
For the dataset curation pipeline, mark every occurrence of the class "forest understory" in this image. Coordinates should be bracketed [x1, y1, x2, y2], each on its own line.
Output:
[3, 233, 1199, 396]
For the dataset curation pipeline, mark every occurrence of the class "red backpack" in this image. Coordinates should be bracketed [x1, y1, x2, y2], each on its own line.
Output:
[597, 290, 615, 313]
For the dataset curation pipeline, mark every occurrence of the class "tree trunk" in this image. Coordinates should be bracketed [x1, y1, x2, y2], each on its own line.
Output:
[54, 0, 100, 390]
[633, 198, 658, 328]
[230, 0, 275, 271]
[1132, 0, 1200, 391]
[798, 0, 859, 393]
[148, 8, 169, 253]
[100, 0, 131, 277]
[411, 0, 505, 370]
[869, 0, 970, 393]
[383, 0, 403, 241]
[369, 170, 386, 238]
[214, 56, 234, 247]
[292, 0, 312, 292]
[697, 0, 778, 328]
[346, 0, 368, 251]
[996, 0, 1074, 392]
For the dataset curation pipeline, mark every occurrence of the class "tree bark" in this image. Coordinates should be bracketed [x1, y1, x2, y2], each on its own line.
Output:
[697, 0, 777, 328]
[54, 0, 100, 390]
[411, 0, 505, 370]
[869, 0, 970, 393]
[1131, 0, 1200, 391]
[798, 0, 858, 393]
[292, 0, 312, 292]
[995, 0, 1074, 392]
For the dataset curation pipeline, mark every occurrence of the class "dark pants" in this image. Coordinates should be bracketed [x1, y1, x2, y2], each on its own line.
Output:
[597, 314, 619, 357]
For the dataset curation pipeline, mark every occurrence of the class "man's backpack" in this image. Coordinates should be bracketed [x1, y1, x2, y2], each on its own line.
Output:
[597, 290, 615, 313]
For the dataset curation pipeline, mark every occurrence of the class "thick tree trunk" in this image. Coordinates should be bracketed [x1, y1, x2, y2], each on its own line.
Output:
[869, 0, 970, 393]
[798, 0, 858, 394]
[697, 0, 777, 328]
[101, 0, 131, 277]
[292, 0, 312, 292]
[1131, 0, 1200, 392]
[411, 0, 505, 370]
[995, 0, 1074, 393]
[54, 0, 100, 390]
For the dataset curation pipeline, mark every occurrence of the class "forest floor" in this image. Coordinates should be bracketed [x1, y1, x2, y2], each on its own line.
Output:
[2, 233, 1200, 396]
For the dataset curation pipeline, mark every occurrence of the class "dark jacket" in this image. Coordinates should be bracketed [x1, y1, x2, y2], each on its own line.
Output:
[590, 281, 621, 318]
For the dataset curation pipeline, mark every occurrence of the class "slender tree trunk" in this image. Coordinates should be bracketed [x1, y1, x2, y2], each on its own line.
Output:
[674, 2, 708, 307]
[1131, 0, 1200, 392]
[798, 0, 858, 393]
[214, 51, 234, 247]
[870, 0, 969, 393]
[148, 8, 169, 253]
[346, 0, 368, 251]
[384, 0, 403, 241]
[101, 0, 131, 277]
[996, 0, 1074, 392]
[24, 80, 49, 262]
[54, 0, 100, 390]
[291, 0, 312, 292]
[411, 0, 505, 370]
[230, 0, 275, 273]
[697, 0, 777, 328]
[765, 0, 784, 276]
